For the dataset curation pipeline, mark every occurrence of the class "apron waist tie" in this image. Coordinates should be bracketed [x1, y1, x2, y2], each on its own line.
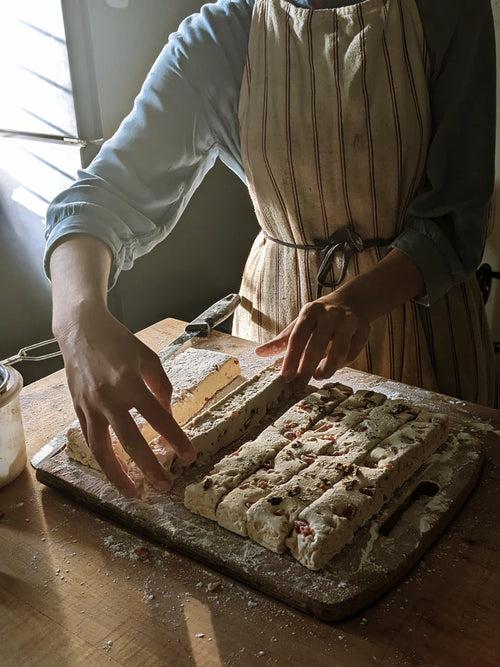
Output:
[261, 226, 393, 299]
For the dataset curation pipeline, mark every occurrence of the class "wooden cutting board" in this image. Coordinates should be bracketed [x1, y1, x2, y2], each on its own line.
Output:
[35, 343, 485, 621]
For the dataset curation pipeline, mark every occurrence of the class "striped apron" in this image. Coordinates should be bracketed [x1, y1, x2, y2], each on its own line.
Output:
[233, 0, 499, 408]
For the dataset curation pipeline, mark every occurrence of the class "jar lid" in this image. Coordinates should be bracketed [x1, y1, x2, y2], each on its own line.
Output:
[0, 364, 9, 395]
[0, 365, 23, 409]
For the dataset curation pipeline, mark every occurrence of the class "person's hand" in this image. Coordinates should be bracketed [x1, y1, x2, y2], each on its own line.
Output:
[255, 293, 371, 383]
[56, 307, 195, 497]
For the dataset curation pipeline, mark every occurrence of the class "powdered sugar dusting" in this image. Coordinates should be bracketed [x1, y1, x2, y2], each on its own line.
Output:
[39, 410, 484, 621]
[162, 347, 239, 403]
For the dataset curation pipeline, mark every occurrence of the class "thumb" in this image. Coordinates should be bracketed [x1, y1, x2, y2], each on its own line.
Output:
[255, 321, 295, 357]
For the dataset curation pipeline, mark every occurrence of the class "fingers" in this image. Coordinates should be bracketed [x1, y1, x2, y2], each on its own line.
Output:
[107, 410, 173, 491]
[85, 411, 138, 497]
[134, 392, 196, 465]
[281, 304, 318, 380]
[140, 348, 196, 462]
[258, 300, 370, 384]
[297, 327, 333, 382]
[141, 350, 173, 413]
[314, 319, 370, 379]
[75, 406, 88, 442]
[314, 326, 353, 379]
[255, 321, 295, 357]
[346, 321, 371, 364]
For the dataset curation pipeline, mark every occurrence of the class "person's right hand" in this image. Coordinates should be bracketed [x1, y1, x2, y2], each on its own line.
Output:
[56, 307, 196, 497]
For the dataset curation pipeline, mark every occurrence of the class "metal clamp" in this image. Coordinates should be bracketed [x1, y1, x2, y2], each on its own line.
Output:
[0, 128, 103, 148]
[1, 338, 61, 367]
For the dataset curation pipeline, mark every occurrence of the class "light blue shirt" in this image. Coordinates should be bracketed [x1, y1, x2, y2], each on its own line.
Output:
[44, 0, 496, 305]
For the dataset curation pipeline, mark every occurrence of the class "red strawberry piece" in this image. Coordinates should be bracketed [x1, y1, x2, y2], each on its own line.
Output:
[294, 521, 314, 537]
[134, 546, 151, 562]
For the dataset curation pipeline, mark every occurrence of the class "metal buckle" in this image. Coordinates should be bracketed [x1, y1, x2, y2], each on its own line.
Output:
[315, 226, 364, 297]
[347, 229, 364, 252]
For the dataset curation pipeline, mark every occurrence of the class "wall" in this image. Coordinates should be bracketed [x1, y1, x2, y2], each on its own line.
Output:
[81, 0, 258, 332]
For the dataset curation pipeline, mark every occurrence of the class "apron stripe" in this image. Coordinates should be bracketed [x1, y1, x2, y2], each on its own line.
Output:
[357, 4, 379, 376]
[461, 282, 480, 403]
[332, 11, 355, 231]
[411, 302, 424, 387]
[400, 301, 407, 383]
[261, 1, 291, 236]
[284, 5, 305, 240]
[396, 0, 425, 233]
[380, 3, 401, 381]
[257, 241, 264, 340]
[333, 9, 372, 372]
[422, 26, 430, 77]
[307, 12, 329, 240]
[246, 51, 252, 86]
[245, 55, 251, 90]
[243, 60, 252, 167]
[387, 311, 395, 379]
[275, 243, 281, 336]
[422, 306, 437, 374]
[444, 293, 461, 398]
[357, 4, 379, 240]
[381, 7, 403, 193]
[253, 5, 265, 344]
[284, 4, 310, 303]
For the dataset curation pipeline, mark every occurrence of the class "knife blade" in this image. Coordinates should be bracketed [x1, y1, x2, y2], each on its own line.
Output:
[30, 432, 68, 469]
[30, 293, 241, 468]
[159, 293, 241, 362]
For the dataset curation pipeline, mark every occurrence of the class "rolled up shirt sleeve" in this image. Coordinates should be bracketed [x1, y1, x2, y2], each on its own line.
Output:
[44, 1, 251, 287]
[391, 0, 496, 306]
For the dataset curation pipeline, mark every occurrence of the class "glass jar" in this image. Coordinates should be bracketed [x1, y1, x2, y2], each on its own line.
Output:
[0, 366, 27, 488]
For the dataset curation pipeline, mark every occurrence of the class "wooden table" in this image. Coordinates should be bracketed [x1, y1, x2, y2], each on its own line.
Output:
[1, 319, 499, 667]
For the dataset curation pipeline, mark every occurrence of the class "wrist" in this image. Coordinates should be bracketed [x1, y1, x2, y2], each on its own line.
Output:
[320, 249, 425, 324]
[50, 235, 113, 341]
[320, 282, 372, 322]
[53, 299, 109, 342]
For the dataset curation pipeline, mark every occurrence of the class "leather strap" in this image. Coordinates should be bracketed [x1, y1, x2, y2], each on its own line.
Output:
[261, 226, 393, 299]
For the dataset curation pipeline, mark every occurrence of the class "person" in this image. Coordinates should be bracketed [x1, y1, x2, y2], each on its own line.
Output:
[45, 0, 498, 496]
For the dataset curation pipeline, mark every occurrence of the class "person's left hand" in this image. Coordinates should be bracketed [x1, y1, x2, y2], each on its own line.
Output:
[255, 294, 371, 382]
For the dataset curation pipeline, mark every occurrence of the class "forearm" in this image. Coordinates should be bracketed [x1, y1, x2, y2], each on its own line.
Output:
[49, 235, 112, 337]
[48, 235, 195, 495]
[331, 249, 425, 322]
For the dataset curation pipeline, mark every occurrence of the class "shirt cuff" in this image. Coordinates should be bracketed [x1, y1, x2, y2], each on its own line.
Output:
[44, 213, 128, 289]
[390, 224, 454, 307]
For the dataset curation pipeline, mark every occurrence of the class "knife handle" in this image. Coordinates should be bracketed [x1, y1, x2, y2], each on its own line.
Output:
[185, 293, 241, 334]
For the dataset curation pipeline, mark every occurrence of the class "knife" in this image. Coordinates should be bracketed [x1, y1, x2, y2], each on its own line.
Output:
[159, 293, 241, 362]
[30, 432, 67, 469]
[30, 293, 241, 469]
